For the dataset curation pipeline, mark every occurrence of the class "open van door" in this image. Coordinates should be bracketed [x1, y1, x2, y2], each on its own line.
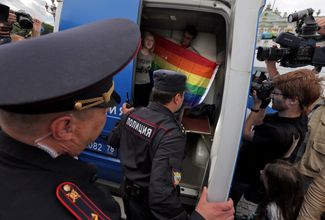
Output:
[140, 0, 265, 203]
[57, 0, 266, 204]
[205, 0, 266, 201]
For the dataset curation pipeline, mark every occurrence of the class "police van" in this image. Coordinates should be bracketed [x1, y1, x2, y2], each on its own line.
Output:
[56, 0, 265, 203]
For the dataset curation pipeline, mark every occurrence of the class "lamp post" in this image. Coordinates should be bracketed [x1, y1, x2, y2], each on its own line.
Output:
[45, 0, 63, 21]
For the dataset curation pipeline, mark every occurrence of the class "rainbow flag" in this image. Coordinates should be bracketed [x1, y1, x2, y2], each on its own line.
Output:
[153, 35, 219, 107]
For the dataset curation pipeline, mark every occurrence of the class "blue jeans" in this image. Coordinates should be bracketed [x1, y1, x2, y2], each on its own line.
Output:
[0, 36, 11, 45]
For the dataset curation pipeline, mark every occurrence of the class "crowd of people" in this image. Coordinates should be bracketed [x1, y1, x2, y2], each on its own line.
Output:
[1, 2, 325, 219]
[109, 17, 325, 220]
[231, 17, 325, 220]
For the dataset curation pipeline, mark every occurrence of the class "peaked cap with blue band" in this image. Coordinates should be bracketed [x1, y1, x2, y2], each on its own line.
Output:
[153, 69, 187, 92]
[0, 18, 141, 114]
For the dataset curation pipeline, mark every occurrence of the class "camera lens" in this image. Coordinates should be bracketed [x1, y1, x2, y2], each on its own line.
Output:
[15, 11, 33, 30]
[257, 47, 269, 61]
[257, 47, 290, 61]
[269, 48, 291, 60]
[18, 18, 33, 29]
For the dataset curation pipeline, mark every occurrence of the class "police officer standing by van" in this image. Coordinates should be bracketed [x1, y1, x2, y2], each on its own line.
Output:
[0, 19, 140, 219]
[108, 69, 234, 220]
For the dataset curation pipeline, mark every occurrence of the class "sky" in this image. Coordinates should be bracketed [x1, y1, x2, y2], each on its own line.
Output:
[265, 0, 325, 16]
[0, 0, 55, 25]
[0, 0, 324, 26]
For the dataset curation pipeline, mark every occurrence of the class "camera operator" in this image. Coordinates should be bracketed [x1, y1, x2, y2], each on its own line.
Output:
[257, 9, 325, 74]
[0, 6, 42, 45]
[264, 17, 325, 79]
[231, 68, 324, 211]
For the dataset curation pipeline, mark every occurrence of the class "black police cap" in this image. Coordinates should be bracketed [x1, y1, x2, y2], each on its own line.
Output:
[153, 69, 187, 93]
[0, 18, 140, 114]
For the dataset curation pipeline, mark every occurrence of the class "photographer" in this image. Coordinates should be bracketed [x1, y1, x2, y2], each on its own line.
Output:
[231, 68, 324, 212]
[0, 4, 42, 45]
[264, 17, 325, 166]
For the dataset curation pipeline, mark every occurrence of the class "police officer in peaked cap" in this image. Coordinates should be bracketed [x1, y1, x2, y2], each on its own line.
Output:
[0, 19, 140, 219]
[108, 69, 235, 220]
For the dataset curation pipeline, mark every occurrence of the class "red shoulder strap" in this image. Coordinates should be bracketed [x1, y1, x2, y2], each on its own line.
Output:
[56, 182, 111, 220]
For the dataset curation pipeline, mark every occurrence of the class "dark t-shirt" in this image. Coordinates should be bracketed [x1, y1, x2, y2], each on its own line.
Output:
[234, 113, 308, 185]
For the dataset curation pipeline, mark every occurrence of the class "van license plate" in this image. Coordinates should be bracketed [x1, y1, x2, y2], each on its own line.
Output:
[87, 136, 118, 157]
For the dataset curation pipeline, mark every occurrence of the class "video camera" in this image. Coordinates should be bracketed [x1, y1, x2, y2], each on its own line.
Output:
[0, 4, 33, 29]
[257, 8, 325, 69]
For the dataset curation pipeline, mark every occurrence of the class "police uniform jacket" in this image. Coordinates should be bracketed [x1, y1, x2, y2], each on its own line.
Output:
[109, 102, 204, 220]
[0, 131, 121, 220]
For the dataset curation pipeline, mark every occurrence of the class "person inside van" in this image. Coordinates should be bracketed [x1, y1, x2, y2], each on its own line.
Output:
[180, 24, 200, 54]
[134, 31, 155, 107]
[231, 68, 324, 206]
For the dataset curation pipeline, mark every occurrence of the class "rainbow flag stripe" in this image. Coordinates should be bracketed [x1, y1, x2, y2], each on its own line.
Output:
[153, 35, 219, 107]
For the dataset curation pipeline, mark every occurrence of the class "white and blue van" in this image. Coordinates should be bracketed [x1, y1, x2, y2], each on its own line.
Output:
[57, 0, 265, 204]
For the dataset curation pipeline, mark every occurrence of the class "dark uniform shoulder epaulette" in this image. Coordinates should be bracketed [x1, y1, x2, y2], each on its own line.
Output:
[56, 182, 111, 220]
[174, 118, 186, 135]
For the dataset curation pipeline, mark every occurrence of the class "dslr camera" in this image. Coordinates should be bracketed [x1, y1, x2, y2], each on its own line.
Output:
[250, 71, 274, 101]
[257, 8, 325, 69]
[15, 10, 34, 30]
[0, 4, 33, 29]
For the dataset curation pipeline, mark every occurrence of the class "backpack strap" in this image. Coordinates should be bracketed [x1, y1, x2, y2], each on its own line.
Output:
[282, 135, 300, 159]
[56, 182, 111, 220]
